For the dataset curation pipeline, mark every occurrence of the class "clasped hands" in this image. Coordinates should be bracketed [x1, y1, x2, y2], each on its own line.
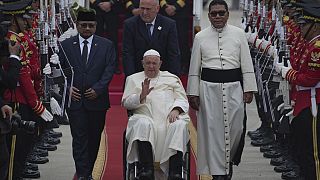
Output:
[71, 87, 98, 101]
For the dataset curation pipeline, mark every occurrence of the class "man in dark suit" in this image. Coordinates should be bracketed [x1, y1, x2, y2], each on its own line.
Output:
[122, 0, 181, 77]
[59, 9, 115, 180]
[90, 0, 121, 73]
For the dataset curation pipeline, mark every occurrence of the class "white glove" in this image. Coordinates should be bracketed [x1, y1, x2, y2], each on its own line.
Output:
[40, 108, 53, 122]
[286, 109, 293, 117]
[248, 31, 257, 44]
[272, 48, 278, 58]
[268, 45, 275, 56]
[50, 97, 62, 116]
[255, 39, 262, 48]
[241, 18, 246, 30]
[71, 28, 78, 36]
[42, 63, 51, 75]
[275, 59, 283, 74]
[50, 53, 60, 64]
[261, 39, 269, 49]
[286, 109, 295, 124]
[65, 28, 72, 38]
[246, 31, 251, 41]
[277, 103, 284, 111]
[281, 60, 292, 79]
[58, 34, 66, 42]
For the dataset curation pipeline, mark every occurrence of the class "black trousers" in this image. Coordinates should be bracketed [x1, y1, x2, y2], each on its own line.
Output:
[68, 107, 106, 177]
[0, 134, 9, 180]
[292, 106, 320, 180]
[7, 104, 35, 179]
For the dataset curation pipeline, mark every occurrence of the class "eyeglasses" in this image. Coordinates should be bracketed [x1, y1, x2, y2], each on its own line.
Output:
[209, 11, 227, 17]
[79, 23, 96, 28]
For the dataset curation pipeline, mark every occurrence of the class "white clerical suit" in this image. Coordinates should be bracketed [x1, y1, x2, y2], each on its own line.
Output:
[187, 24, 258, 175]
[122, 71, 190, 175]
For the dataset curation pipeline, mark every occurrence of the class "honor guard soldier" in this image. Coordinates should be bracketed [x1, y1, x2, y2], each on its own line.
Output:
[0, 0, 53, 179]
[159, 0, 191, 74]
[276, 3, 320, 180]
[124, 0, 141, 17]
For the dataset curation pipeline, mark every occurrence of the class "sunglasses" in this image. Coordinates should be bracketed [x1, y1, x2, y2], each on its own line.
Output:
[209, 11, 227, 17]
[79, 23, 96, 28]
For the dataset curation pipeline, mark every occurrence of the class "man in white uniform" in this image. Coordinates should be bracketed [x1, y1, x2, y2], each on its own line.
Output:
[187, 0, 257, 179]
[122, 49, 190, 180]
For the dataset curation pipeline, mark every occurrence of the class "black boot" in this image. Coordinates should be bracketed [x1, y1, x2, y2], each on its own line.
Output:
[212, 175, 228, 180]
[138, 141, 154, 180]
[168, 151, 183, 180]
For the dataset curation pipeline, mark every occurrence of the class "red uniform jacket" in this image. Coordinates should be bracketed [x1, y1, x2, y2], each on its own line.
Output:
[285, 37, 320, 116]
[3, 31, 45, 115]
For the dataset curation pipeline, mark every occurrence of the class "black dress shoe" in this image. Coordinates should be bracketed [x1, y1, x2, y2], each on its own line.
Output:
[212, 175, 228, 180]
[274, 164, 294, 173]
[25, 162, 39, 171]
[43, 129, 63, 138]
[139, 169, 154, 180]
[27, 154, 49, 164]
[247, 127, 270, 138]
[22, 169, 40, 178]
[78, 176, 87, 180]
[169, 173, 183, 180]
[32, 147, 49, 157]
[42, 136, 61, 145]
[56, 114, 70, 125]
[36, 142, 57, 151]
[260, 143, 278, 152]
[270, 156, 286, 166]
[251, 137, 274, 146]
[281, 170, 304, 180]
[263, 150, 282, 158]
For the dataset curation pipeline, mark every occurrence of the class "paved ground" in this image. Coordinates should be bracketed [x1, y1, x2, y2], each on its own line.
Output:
[34, 1, 282, 180]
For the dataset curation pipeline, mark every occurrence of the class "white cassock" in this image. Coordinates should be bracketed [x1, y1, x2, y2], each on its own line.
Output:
[122, 71, 190, 175]
[187, 24, 258, 175]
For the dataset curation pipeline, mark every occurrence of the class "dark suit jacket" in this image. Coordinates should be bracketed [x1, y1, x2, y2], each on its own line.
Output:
[59, 35, 115, 111]
[122, 14, 181, 76]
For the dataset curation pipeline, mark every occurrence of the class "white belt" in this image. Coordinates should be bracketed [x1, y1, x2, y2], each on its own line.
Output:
[296, 82, 320, 117]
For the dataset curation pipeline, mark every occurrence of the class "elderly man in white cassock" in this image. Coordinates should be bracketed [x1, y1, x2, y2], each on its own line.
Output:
[122, 49, 190, 180]
[187, 0, 257, 179]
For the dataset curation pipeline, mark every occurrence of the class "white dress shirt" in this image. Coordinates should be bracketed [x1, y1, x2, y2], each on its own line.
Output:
[79, 35, 93, 59]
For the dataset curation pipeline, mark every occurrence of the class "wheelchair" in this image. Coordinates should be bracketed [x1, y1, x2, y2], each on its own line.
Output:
[122, 130, 191, 180]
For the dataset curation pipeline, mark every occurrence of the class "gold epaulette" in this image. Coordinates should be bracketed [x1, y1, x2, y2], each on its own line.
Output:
[21, 60, 30, 66]
[9, 34, 20, 42]
[160, 0, 167, 7]
[126, 1, 133, 8]
[18, 33, 25, 38]
[283, 16, 289, 22]
[177, 0, 185, 7]
[315, 41, 320, 48]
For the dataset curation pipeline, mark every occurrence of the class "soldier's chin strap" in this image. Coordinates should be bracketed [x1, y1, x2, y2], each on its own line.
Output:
[13, 16, 22, 34]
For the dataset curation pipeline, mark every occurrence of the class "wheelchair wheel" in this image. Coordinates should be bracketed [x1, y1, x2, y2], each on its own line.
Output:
[123, 130, 191, 180]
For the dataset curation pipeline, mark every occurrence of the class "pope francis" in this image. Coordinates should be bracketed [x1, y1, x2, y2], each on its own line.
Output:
[122, 49, 190, 180]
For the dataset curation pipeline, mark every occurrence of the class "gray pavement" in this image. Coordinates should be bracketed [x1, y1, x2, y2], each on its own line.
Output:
[35, 1, 281, 180]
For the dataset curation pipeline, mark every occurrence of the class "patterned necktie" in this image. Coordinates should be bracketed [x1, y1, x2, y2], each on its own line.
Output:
[146, 23, 153, 39]
[82, 40, 89, 64]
